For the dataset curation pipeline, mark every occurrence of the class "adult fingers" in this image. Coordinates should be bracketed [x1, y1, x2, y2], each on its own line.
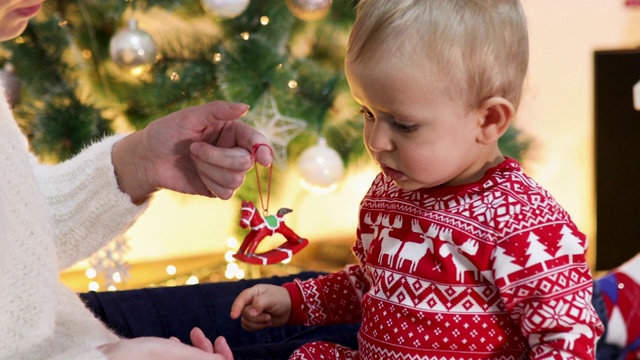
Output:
[190, 143, 254, 173]
[203, 101, 250, 122]
[191, 327, 214, 353]
[213, 336, 234, 360]
[225, 121, 273, 167]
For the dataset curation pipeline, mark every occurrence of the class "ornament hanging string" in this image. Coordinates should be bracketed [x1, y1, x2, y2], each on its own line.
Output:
[252, 143, 274, 216]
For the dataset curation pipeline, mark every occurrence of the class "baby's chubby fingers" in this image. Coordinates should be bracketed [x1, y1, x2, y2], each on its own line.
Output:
[230, 286, 261, 319]
[230, 286, 275, 330]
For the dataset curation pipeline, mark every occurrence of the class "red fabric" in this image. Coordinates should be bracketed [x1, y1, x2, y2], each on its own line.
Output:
[287, 158, 603, 360]
[283, 281, 307, 325]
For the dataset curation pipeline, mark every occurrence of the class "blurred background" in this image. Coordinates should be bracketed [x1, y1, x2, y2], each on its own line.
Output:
[1, 0, 639, 292]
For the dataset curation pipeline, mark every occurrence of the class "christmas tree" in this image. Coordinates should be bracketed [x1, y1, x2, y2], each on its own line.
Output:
[0, 0, 530, 183]
[1, 0, 531, 288]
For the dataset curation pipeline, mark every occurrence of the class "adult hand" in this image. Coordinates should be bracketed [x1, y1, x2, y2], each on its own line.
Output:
[169, 327, 232, 357]
[98, 330, 233, 360]
[112, 101, 273, 203]
[230, 284, 292, 332]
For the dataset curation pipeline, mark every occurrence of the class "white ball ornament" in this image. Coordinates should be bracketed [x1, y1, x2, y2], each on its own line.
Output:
[109, 19, 157, 71]
[286, 0, 332, 21]
[201, 0, 250, 19]
[297, 137, 344, 193]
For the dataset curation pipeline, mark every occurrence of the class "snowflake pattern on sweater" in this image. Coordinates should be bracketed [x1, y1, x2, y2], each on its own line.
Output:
[287, 159, 603, 360]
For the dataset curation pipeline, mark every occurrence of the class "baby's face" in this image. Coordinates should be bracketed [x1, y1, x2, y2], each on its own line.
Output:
[345, 55, 492, 190]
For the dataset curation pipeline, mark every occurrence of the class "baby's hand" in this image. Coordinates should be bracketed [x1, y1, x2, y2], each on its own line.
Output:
[230, 284, 292, 331]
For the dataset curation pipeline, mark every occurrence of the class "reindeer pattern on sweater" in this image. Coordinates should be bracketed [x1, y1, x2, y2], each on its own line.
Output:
[287, 158, 603, 360]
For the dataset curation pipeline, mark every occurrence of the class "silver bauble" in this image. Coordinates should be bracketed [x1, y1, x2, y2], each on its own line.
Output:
[286, 0, 332, 21]
[201, 0, 250, 19]
[109, 19, 157, 71]
[297, 137, 344, 192]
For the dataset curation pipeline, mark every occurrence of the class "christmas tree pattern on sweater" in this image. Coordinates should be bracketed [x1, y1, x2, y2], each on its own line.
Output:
[288, 158, 603, 360]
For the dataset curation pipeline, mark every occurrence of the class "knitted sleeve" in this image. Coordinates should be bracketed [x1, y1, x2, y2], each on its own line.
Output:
[285, 265, 365, 326]
[496, 219, 604, 359]
[33, 135, 148, 270]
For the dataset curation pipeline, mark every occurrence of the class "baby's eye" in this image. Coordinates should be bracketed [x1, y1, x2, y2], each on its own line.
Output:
[391, 120, 418, 133]
[357, 108, 375, 121]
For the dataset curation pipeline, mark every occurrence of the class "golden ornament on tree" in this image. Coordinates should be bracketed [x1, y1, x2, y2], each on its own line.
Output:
[286, 0, 332, 21]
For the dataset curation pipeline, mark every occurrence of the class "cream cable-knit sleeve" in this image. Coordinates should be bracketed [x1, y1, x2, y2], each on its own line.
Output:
[33, 135, 148, 270]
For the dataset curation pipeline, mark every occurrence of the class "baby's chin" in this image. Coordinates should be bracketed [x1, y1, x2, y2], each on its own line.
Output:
[387, 177, 426, 192]
[386, 174, 448, 192]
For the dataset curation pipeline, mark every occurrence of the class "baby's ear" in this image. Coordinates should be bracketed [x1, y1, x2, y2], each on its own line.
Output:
[476, 97, 514, 145]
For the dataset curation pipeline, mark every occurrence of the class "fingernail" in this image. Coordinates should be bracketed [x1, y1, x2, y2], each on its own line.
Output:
[190, 142, 202, 155]
[229, 102, 250, 114]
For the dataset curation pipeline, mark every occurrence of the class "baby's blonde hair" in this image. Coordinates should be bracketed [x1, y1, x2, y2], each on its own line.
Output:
[346, 0, 529, 110]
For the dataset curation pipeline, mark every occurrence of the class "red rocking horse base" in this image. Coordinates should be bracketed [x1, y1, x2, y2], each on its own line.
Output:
[233, 238, 309, 265]
[233, 200, 309, 265]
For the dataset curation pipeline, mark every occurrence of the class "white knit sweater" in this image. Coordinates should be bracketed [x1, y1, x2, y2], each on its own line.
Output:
[0, 88, 148, 359]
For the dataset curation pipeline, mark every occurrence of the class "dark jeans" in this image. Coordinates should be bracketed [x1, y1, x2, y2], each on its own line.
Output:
[79, 271, 359, 360]
[80, 271, 622, 359]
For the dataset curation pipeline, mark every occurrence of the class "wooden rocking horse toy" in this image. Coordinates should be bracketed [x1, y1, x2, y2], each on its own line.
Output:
[233, 200, 308, 265]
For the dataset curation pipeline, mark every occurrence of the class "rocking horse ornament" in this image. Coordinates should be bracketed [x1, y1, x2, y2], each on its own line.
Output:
[233, 144, 308, 265]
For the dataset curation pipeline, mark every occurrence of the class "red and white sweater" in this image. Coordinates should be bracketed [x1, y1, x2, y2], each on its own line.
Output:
[285, 158, 604, 359]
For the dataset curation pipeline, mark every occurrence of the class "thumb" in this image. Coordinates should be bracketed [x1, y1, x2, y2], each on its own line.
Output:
[208, 101, 250, 121]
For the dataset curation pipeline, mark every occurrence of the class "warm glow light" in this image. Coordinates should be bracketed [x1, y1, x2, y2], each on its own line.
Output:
[108, 285, 118, 291]
[89, 281, 99, 291]
[288, 80, 298, 89]
[235, 268, 245, 279]
[85, 268, 97, 279]
[186, 275, 199, 285]
[224, 250, 237, 262]
[260, 16, 270, 25]
[224, 268, 234, 279]
[170, 72, 180, 81]
[213, 53, 222, 63]
[112, 272, 122, 283]
[225, 262, 239, 279]
[166, 265, 177, 275]
[240, 32, 250, 40]
[129, 65, 146, 77]
[82, 50, 92, 59]
[227, 237, 239, 248]
[298, 177, 339, 195]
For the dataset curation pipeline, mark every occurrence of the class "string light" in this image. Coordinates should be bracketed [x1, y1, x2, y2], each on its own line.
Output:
[166, 265, 177, 275]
